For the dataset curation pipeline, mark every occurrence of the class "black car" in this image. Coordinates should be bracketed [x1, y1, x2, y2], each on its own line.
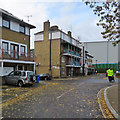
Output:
[39, 73, 52, 80]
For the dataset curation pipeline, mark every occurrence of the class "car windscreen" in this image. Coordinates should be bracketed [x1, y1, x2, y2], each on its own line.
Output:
[39, 74, 44, 76]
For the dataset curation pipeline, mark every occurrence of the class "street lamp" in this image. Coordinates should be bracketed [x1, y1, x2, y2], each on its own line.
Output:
[82, 46, 85, 76]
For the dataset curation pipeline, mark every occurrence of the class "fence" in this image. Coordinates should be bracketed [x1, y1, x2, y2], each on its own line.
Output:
[93, 63, 119, 73]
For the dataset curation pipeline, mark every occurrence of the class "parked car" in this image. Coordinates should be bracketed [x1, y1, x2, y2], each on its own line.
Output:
[3, 71, 36, 87]
[39, 73, 52, 80]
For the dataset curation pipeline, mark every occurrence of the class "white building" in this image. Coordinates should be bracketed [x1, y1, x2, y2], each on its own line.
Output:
[84, 41, 119, 72]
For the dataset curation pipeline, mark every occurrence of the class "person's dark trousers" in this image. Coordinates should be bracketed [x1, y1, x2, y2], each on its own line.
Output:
[108, 76, 112, 82]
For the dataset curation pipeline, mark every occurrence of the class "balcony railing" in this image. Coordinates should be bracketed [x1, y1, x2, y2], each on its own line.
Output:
[66, 61, 81, 67]
[63, 49, 81, 57]
[0, 49, 34, 62]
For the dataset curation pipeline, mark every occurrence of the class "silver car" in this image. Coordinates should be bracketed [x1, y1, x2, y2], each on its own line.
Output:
[3, 71, 36, 87]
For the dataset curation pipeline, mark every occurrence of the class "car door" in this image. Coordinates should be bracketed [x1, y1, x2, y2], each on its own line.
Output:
[6, 71, 14, 84]
[13, 71, 21, 85]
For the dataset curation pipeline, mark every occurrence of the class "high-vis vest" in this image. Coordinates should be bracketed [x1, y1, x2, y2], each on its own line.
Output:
[107, 69, 114, 76]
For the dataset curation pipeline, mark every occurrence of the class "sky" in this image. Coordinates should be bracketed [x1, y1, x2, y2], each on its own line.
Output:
[0, 0, 105, 49]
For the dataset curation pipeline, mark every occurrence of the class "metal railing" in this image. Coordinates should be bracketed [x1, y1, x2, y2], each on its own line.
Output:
[0, 49, 34, 61]
[66, 61, 81, 66]
[62, 49, 81, 57]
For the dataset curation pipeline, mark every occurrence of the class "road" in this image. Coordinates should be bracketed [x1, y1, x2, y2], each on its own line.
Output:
[2, 74, 117, 118]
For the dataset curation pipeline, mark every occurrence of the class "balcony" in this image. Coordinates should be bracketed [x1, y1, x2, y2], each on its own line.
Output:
[66, 61, 81, 67]
[62, 49, 81, 58]
[0, 49, 34, 62]
[75, 52, 80, 57]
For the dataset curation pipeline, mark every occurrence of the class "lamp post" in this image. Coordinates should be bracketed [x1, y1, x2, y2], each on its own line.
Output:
[82, 46, 85, 76]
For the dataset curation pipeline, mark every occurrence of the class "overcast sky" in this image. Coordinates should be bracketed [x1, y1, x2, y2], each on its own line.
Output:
[0, 0, 104, 49]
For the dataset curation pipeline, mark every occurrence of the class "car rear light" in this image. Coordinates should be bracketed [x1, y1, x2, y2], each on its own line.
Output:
[25, 77, 27, 80]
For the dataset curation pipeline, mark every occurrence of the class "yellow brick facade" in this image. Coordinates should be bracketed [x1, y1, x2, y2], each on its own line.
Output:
[35, 36, 61, 77]
[2, 27, 30, 54]
[35, 21, 61, 77]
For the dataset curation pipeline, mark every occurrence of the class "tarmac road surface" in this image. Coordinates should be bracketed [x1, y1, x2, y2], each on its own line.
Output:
[2, 74, 118, 118]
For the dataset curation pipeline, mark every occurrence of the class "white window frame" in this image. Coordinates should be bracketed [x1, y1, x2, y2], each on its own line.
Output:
[1, 39, 27, 56]
[61, 56, 65, 62]
[2, 19, 10, 28]
[61, 67, 65, 74]
[19, 25, 25, 33]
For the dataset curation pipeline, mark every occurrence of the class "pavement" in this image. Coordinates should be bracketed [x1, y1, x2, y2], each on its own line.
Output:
[97, 76, 119, 119]
[1, 74, 119, 119]
[104, 84, 119, 118]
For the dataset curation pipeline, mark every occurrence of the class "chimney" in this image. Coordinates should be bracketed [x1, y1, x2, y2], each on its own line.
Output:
[44, 20, 50, 31]
[68, 31, 72, 37]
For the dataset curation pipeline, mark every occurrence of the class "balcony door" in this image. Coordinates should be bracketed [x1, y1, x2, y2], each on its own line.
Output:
[11, 44, 19, 59]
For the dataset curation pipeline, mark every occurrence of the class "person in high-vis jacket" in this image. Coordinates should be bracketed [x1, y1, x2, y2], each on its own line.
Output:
[107, 67, 114, 82]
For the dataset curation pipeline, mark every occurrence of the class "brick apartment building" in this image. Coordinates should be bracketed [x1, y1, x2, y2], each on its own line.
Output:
[34, 20, 94, 77]
[0, 8, 36, 76]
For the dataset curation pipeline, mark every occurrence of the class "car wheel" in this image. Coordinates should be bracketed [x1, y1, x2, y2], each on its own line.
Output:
[18, 81, 23, 87]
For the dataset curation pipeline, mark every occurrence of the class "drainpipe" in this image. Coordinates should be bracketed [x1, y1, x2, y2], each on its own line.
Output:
[60, 31, 62, 78]
[49, 31, 52, 76]
[1, 61, 3, 76]
[34, 63, 35, 74]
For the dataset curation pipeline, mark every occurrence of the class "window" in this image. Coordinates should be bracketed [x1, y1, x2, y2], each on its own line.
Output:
[10, 44, 19, 59]
[61, 67, 65, 74]
[14, 71, 21, 76]
[2, 42, 8, 53]
[20, 25, 25, 33]
[8, 71, 14, 76]
[18, 66, 23, 70]
[21, 72, 26, 76]
[61, 56, 65, 62]
[2, 19, 10, 28]
[21, 46, 25, 56]
[24, 66, 27, 71]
